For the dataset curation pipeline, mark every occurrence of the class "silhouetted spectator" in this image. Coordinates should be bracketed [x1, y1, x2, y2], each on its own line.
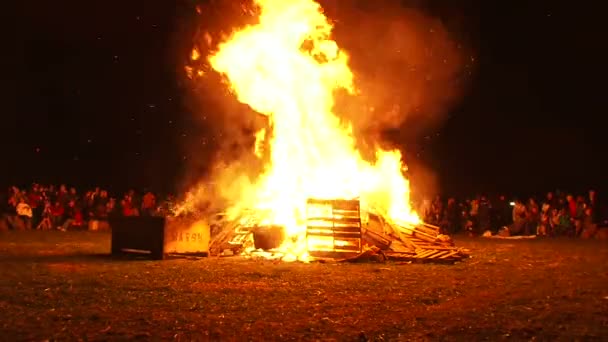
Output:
[510, 199, 527, 235]
[477, 195, 491, 234]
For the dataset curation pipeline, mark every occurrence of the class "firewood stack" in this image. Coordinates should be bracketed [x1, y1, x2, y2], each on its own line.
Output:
[362, 212, 469, 263]
[208, 212, 257, 256]
[206, 200, 470, 263]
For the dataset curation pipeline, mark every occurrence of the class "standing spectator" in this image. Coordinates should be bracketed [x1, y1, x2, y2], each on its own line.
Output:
[68, 187, 78, 203]
[57, 184, 68, 206]
[94, 190, 109, 219]
[431, 196, 443, 226]
[574, 196, 586, 236]
[28, 184, 43, 228]
[50, 201, 65, 229]
[587, 190, 600, 224]
[538, 200, 551, 236]
[566, 194, 577, 219]
[544, 192, 557, 210]
[526, 198, 540, 235]
[445, 198, 460, 234]
[461, 199, 473, 235]
[509, 199, 527, 235]
[469, 198, 479, 233]
[494, 195, 511, 230]
[477, 195, 491, 234]
[419, 198, 432, 223]
[36, 200, 53, 230]
[558, 207, 573, 236]
[549, 208, 561, 236]
[580, 207, 598, 238]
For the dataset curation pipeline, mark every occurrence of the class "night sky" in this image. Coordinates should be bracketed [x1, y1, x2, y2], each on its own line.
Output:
[5, 0, 604, 198]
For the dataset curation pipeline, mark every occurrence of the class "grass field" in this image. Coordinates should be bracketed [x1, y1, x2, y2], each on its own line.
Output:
[0, 231, 607, 341]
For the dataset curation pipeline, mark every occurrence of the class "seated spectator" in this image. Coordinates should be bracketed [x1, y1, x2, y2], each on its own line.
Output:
[61, 200, 83, 231]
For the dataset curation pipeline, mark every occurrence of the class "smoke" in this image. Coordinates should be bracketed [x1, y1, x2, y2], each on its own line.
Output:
[320, 1, 468, 151]
[175, 0, 264, 194]
[179, 0, 470, 203]
[319, 1, 470, 198]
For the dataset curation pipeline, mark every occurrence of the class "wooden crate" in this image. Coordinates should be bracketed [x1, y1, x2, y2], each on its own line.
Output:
[306, 198, 362, 259]
[110, 216, 210, 259]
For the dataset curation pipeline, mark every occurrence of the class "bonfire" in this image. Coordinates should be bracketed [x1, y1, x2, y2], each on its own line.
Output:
[183, 0, 469, 263]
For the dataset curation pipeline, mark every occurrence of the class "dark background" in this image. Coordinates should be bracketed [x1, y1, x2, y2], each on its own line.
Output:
[4, 0, 604, 197]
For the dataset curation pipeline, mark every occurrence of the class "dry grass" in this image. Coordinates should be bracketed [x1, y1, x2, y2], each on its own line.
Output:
[1, 231, 607, 341]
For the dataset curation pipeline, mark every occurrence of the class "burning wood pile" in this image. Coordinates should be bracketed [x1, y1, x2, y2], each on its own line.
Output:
[207, 198, 469, 264]
[184, 0, 470, 265]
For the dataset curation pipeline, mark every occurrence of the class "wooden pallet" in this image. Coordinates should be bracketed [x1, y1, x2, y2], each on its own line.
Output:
[305, 198, 363, 259]
[364, 214, 469, 263]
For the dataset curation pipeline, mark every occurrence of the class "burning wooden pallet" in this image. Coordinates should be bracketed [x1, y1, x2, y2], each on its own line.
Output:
[305, 198, 363, 259]
[208, 212, 255, 255]
[206, 199, 469, 263]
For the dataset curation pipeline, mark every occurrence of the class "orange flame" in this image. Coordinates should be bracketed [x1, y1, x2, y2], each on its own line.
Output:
[191, 47, 200, 61]
[204, 0, 419, 260]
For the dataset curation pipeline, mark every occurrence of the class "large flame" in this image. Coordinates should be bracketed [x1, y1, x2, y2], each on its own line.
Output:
[202, 0, 419, 260]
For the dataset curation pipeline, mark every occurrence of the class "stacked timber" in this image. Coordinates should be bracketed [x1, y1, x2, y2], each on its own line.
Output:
[362, 213, 469, 263]
[208, 212, 257, 256]
[204, 204, 469, 263]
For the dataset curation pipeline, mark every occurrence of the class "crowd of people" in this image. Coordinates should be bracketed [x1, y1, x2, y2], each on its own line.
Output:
[0, 184, 173, 231]
[419, 190, 605, 238]
[1, 183, 605, 238]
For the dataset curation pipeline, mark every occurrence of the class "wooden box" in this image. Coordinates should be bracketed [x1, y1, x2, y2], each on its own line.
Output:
[110, 216, 210, 259]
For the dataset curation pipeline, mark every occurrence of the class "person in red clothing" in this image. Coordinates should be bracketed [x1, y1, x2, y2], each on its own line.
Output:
[566, 194, 577, 218]
[141, 191, 156, 216]
[73, 207, 84, 228]
[121, 198, 134, 216]
[28, 184, 43, 228]
[60, 200, 82, 231]
[57, 184, 69, 206]
[50, 201, 65, 229]
[567, 194, 578, 235]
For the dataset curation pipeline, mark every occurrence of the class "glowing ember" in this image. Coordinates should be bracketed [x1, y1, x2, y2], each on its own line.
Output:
[196, 0, 419, 261]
